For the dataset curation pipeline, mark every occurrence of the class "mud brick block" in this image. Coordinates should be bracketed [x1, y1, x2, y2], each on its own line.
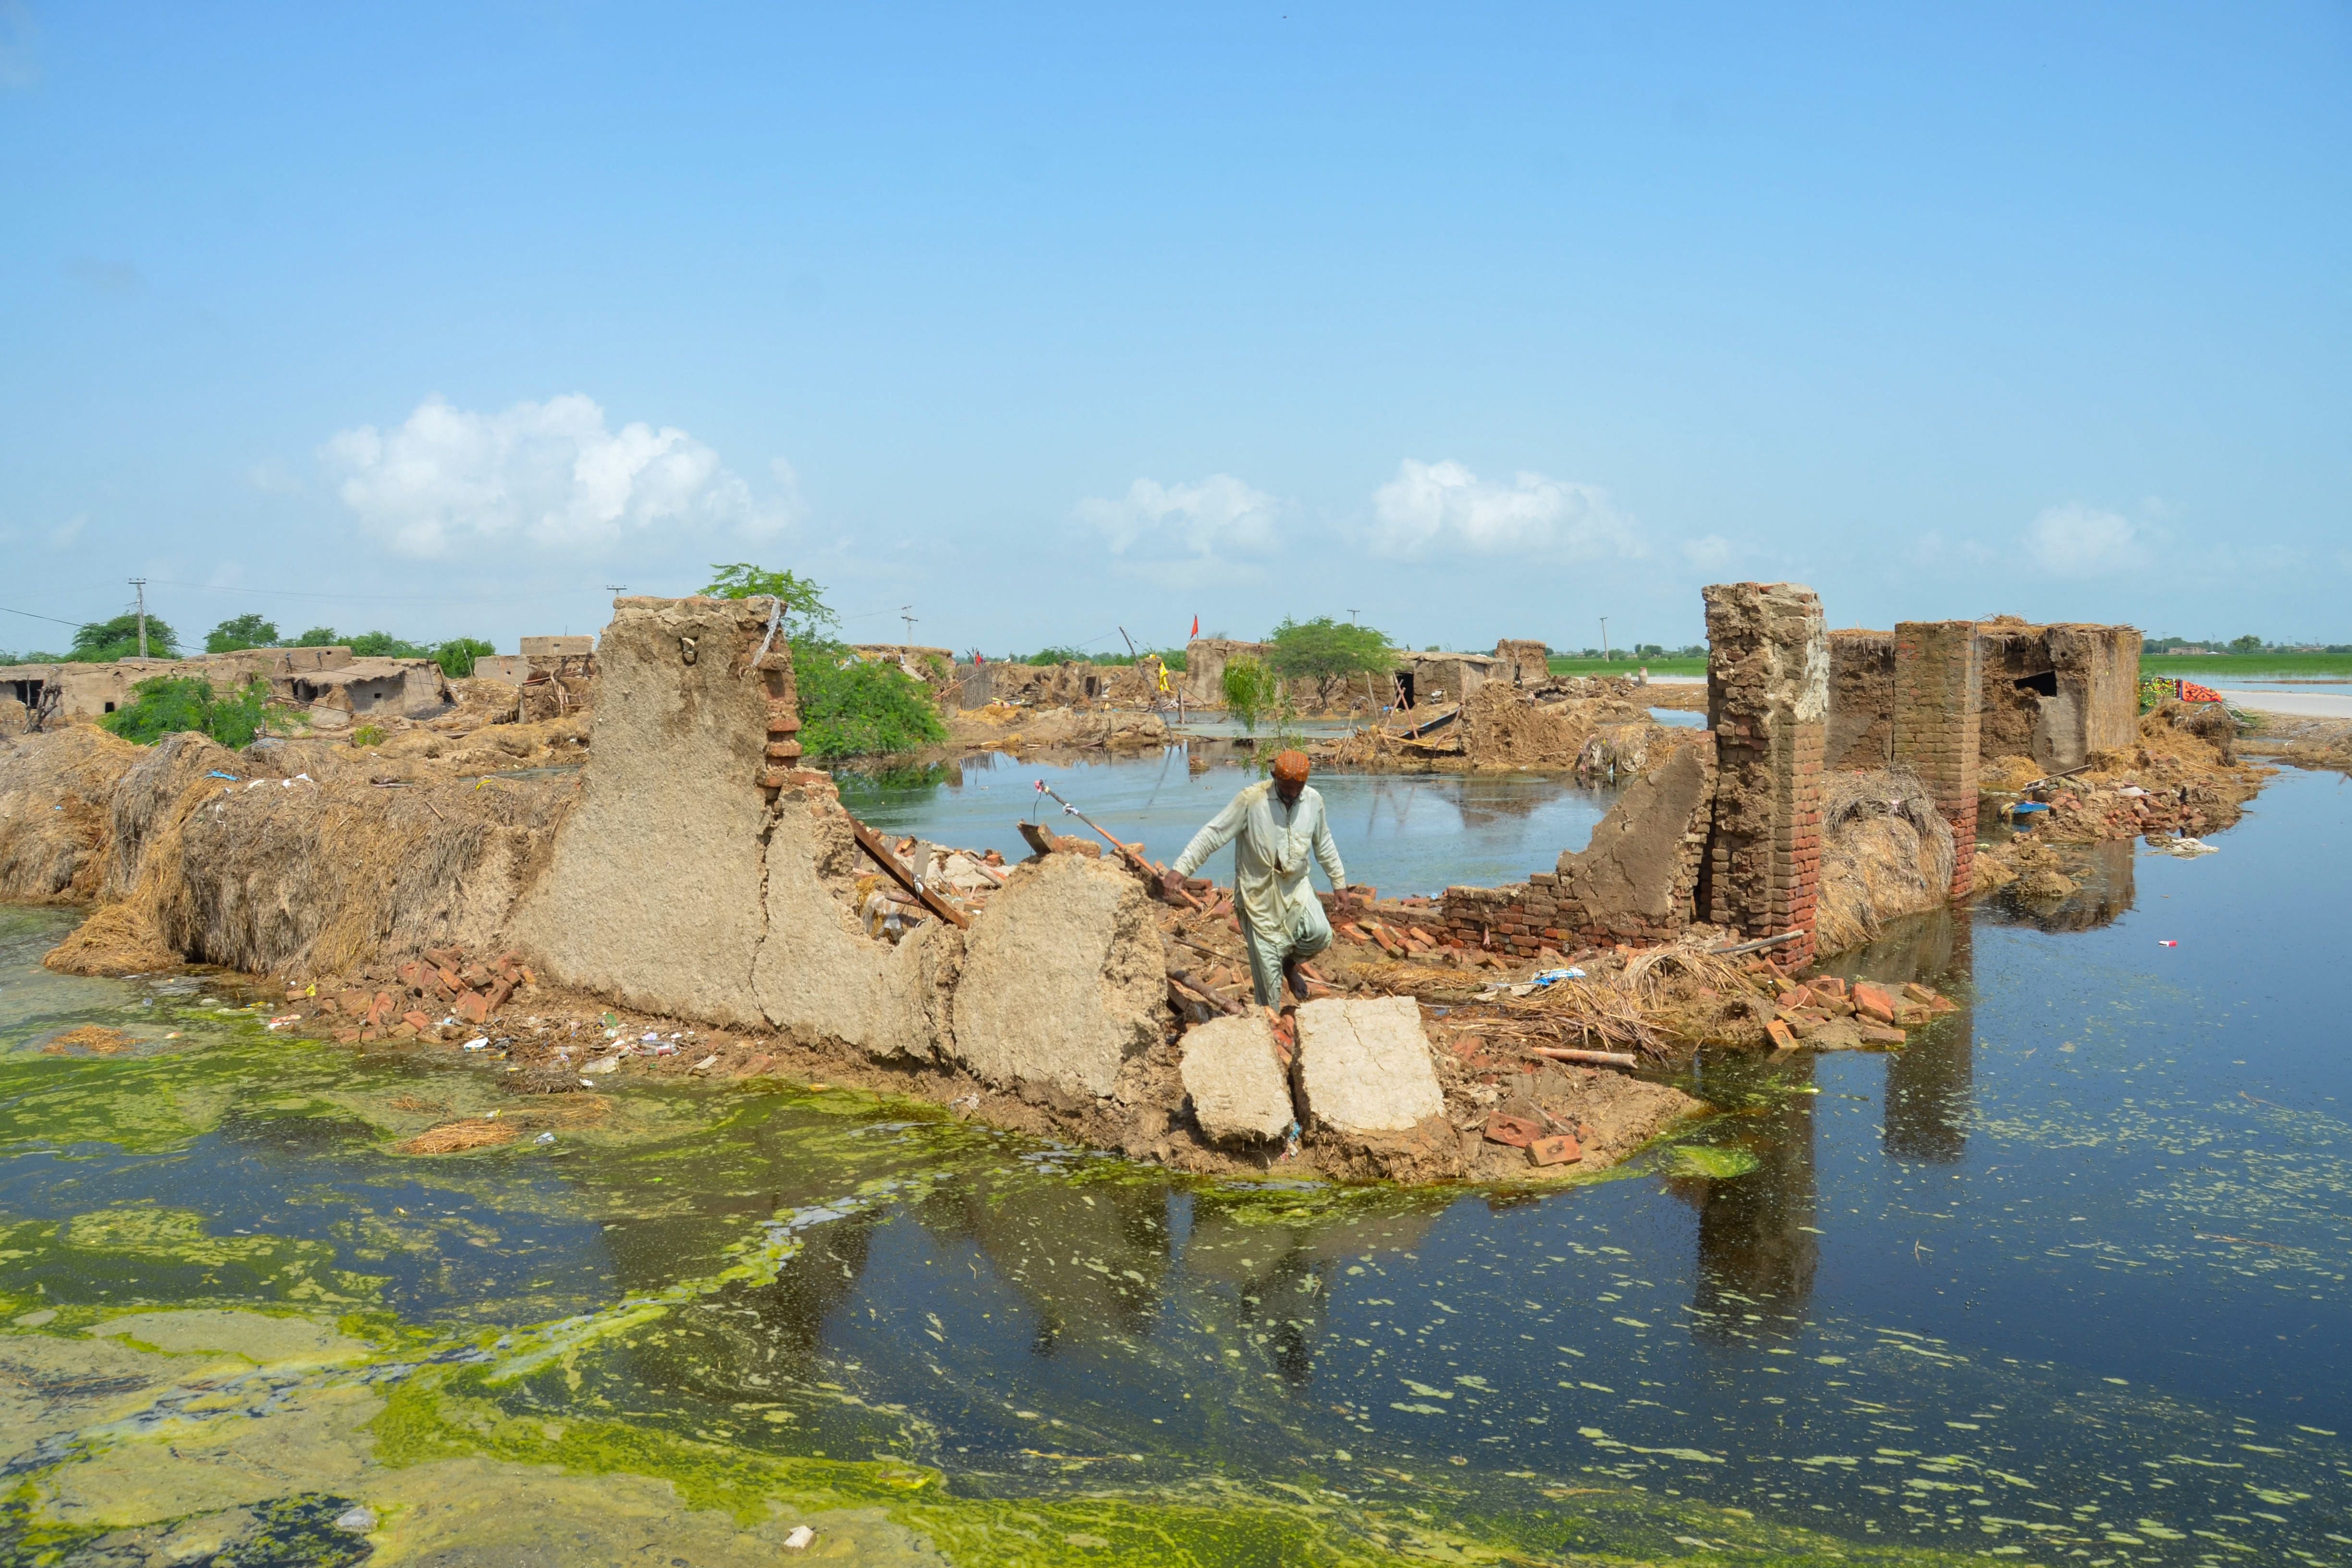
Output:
[459, 963, 494, 989]
[1529, 1134, 1582, 1166]
[764, 740, 804, 761]
[486, 978, 515, 1011]
[395, 960, 428, 990]
[454, 990, 490, 1024]
[1901, 982, 1938, 1004]
[1483, 1112, 1542, 1148]
[401, 1010, 433, 1032]
[366, 991, 396, 1027]
[1852, 983, 1897, 1024]
[1858, 1022, 1908, 1045]
[390, 1022, 418, 1040]
[765, 698, 801, 733]
[434, 967, 464, 996]
[1765, 1018, 1798, 1051]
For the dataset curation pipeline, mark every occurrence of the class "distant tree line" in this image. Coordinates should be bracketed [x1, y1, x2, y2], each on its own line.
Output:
[2, 612, 497, 678]
[2145, 635, 2352, 655]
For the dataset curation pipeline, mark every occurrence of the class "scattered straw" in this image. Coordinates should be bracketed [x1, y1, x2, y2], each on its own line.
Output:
[396, 1119, 521, 1155]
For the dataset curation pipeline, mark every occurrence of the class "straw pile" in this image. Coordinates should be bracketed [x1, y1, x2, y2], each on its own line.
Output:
[47, 744, 577, 980]
[0, 725, 144, 903]
[1813, 768, 1956, 957]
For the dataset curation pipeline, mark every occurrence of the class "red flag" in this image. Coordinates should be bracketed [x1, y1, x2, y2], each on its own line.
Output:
[1189, 615, 1199, 638]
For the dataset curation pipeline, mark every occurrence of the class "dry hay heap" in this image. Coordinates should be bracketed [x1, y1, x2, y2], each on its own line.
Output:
[1813, 768, 1956, 957]
[0, 725, 144, 903]
[43, 729, 577, 980]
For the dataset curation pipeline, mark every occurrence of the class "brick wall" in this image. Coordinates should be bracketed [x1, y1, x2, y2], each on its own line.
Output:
[1700, 583, 1827, 968]
[752, 610, 807, 792]
[1892, 620, 1982, 900]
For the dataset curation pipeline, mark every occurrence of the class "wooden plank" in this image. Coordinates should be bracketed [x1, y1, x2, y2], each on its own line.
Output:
[848, 819, 970, 929]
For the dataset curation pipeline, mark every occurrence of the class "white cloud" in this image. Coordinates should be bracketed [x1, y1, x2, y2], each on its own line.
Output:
[1679, 534, 1737, 571]
[1365, 459, 1641, 560]
[1075, 474, 1280, 588]
[322, 393, 797, 559]
[2024, 502, 2147, 578]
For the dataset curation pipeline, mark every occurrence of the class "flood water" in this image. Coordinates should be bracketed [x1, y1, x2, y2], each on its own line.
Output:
[839, 747, 1623, 896]
[1, 765, 2348, 1563]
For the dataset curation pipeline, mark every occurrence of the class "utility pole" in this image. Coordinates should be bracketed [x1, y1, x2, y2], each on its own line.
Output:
[900, 606, 917, 645]
[1599, 617, 1609, 662]
[130, 578, 148, 659]
[1347, 608, 1358, 623]
[603, 583, 626, 600]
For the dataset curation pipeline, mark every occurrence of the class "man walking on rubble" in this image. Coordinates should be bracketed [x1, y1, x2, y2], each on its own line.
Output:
[1162, 750, 1352, 1010]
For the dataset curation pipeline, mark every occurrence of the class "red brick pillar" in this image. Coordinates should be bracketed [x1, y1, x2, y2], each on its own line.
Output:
[1702, 583, 1827, 968]
[1892, 620, 1982, 901]
[751, 601, 805, 791]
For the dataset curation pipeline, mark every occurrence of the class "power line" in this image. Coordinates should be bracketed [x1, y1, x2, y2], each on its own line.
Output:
[0, 604, 89, 628]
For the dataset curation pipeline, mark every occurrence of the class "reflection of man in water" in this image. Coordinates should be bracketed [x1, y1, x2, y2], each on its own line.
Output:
[1162, 750, 1350, 1008]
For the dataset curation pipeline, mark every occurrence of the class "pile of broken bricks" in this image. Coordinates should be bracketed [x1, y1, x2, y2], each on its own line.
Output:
[292, 945, 535, 1043]
[1761, 975, 1958, 1053]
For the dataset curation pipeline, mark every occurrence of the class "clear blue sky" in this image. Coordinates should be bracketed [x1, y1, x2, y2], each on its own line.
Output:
[3, 2, 2345, 657]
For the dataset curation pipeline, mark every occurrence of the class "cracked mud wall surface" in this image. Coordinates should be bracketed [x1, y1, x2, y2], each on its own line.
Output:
[753, 780, 961, 1065]
[950, 851, 1165, 1100]
[511, 597, 1165, 1097]
[508, 599, 778, 1026]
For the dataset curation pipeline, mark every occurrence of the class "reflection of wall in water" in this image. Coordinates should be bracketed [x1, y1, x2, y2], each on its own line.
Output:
[1691, 1057, 1818, 1337]
[1183, 1199, 1443, 1388]
[1881, 911, 1976, 1164]
[1989, 837, 2138, 932]
[921, 1176, 1173, 1355]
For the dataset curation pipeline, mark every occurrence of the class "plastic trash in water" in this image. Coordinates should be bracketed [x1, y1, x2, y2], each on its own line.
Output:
[333, 1506, 376, 1533]
[1531, 967, 1587, 986]
[2158, 939, 2179, 947]
[206, 771, 239, 781]
[535, 1131, 556, 1146]
[462, 1037, 490, 1051]
[784, 1525, 816, 1550]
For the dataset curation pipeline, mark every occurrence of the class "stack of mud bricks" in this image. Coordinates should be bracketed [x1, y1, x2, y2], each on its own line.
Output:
[1700, 583, 1827, 968]
[1891, 620, 1982, 900]
[751, 602, 812, 793]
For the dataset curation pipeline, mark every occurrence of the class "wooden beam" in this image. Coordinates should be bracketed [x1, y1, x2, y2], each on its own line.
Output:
[847, 819, 970, 929]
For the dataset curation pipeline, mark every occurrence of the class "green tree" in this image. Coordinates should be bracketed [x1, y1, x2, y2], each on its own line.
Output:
[702, 564, 942, 760]
[71, 613, 180, 662]
[431, 637, 497, 678]
[701, 563, 838, 640]
[1264, 616, 1393, 709]
[2226, 634, 2264, 656]
[346, 631, 426, 659]
[1221, 654, 1272, 733]
[291, 626, 342, 647]
[100, 676, 276, 748]
[205, 613, 281, 653]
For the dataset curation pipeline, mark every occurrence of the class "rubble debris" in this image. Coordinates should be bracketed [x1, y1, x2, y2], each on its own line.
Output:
[1177, 1013, 1294, 1144]
[1292, 996, 1463, 1183]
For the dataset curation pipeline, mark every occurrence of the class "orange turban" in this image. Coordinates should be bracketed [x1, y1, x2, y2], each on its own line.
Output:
[1271, 750, 1311, 784]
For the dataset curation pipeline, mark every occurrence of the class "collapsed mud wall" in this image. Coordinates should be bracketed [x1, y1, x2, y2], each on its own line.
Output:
[511, 597, 1169, 1099]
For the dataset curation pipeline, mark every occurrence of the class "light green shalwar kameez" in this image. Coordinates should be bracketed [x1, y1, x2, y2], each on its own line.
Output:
[1170, 779, 1348, 1006]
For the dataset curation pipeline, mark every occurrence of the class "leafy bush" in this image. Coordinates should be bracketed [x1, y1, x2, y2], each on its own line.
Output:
[1222, 654, 1272, 733]
[792, 645, 947, 760]
[100, 676, 275, 748]
[701, 564, 942, 760]
[431, 637, 496, 678]
[351, 723, 386, 748]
